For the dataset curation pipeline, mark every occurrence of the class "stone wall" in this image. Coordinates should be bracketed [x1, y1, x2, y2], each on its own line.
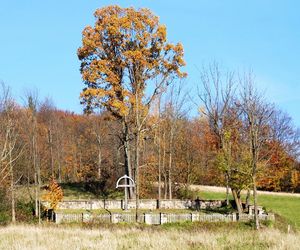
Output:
[55, 212, 275, 224]
[43, 199, 226, 210]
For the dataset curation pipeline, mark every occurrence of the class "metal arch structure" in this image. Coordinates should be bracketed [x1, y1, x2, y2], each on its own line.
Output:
[116, 175, 135, 188]
[116, 175, 135, 210]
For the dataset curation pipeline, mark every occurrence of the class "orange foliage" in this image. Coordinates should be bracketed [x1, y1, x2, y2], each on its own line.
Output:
[43, 177, 63, 210]
[78, 5, 186, 117]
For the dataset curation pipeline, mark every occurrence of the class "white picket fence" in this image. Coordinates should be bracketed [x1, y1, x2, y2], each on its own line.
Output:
[55, 212, 275, 224]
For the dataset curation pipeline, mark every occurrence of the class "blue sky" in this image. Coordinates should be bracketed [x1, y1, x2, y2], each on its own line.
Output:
[0, 0, 299, 126]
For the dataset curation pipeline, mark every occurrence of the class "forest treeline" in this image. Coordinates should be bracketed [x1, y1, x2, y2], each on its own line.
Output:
[0, 76, 299, 198]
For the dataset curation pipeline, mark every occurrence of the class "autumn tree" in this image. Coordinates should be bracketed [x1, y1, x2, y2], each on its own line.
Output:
[258, 109, 300, 192]
[43, 176, 63, 216]
[197, 64, 244, 210]
[239, 73, 274, 230]
[77, 5, 186, 206]
[0, 83, 24, 223]
[160, 83, 188, 199]
[23, 90, 42, 221]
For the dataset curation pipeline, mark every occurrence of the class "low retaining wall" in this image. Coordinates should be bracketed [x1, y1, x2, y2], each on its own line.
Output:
[43, 199, 225, 210]
[55, 212, 275, 224]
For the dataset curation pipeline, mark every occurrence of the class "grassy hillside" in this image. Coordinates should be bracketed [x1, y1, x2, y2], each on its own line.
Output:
[199, 190, 300, 230]
[259, 194, 300, 230]
[15, 183, 123, 202]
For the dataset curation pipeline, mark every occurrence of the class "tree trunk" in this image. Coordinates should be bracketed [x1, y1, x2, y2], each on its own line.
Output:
[9, 142, 16, 223]
[162, 131, 167, 199]
[97, 147, 102, 179]
[168, 127, 174, 200]
[252, 131, 260, 230]
[135, 130, 140, 221]
[38, 159, 41, 224]
[95, 130, 102, 180]
[58, 149, 62, 183]
[168, 155, 172, 200]
[232, 188, 242, 216]
[245, 189, 251, 211]
[135, 88, 141, 222]
[35, 173, 38, 218]
[157, 123, 161, 207]
[31, 120, 40, 219]
[48, 127, 54, 177]
[225, 174, 230, 206]
[164, 176, 168, 199]
[253, 174, 259, 230]
[123, 119, 134, 199]
[58, 161, 62, 183]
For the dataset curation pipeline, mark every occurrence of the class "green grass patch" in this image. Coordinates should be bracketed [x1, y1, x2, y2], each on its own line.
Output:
[15, 183, 124, 202]
[199, 191, 231, 200]
[60, 183, 123, 200]
[198, 189, 300, 230]
[258, 194, 300, 230]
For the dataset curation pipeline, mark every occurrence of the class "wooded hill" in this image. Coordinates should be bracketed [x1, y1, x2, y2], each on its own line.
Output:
[0, 80, 299, 197]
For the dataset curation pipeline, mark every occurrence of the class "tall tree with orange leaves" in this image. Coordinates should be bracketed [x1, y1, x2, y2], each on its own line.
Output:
[77, 5, 186, 205]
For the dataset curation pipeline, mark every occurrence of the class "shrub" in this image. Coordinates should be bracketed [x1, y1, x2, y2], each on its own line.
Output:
[0, 195, 37, 224]
[0, 188, 10, 225]
[16, 201, 37, 223]
[176, 187, 195, 200]
[43, 177, 63, 210]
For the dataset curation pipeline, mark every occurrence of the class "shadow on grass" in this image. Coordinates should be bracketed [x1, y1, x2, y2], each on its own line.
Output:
[60, 182, 123, 200]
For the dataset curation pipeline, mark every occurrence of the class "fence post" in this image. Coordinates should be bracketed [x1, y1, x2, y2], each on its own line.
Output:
[145, 214, 151, 225]
[111, 213, 118, 223]
[55, 213, 60, 224]
[160, 213, 167, 224]
[232, 213, 237, 222]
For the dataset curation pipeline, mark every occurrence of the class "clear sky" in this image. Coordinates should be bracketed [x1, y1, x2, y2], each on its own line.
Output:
[0, 0, 299, 126]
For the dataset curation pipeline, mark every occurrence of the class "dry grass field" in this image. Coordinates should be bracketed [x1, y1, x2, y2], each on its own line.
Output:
[0, 224, 299, 250]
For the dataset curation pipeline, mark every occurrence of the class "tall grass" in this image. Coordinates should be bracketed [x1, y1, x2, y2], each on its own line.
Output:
[0, 224, 299, 250]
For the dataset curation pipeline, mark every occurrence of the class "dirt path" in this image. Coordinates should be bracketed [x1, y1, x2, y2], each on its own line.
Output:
[190, 185, 300, 197]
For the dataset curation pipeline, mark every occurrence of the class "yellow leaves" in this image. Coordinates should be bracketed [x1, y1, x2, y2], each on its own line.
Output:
[42, 177, 63, 210]
[110, 99, 129, 116]
[107, 25, 117, 35]
[291, 170, 299, 190]
[78, 5, 187, 115]
[123, 50, 145, 65]
[80, 88, 106, 98]
[156, 25, 167, 41]
[164, 43, 174, 52]
[120, 17, 131, 29]
[174, 43, 184, 53]
[179, 71, 188, 78]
